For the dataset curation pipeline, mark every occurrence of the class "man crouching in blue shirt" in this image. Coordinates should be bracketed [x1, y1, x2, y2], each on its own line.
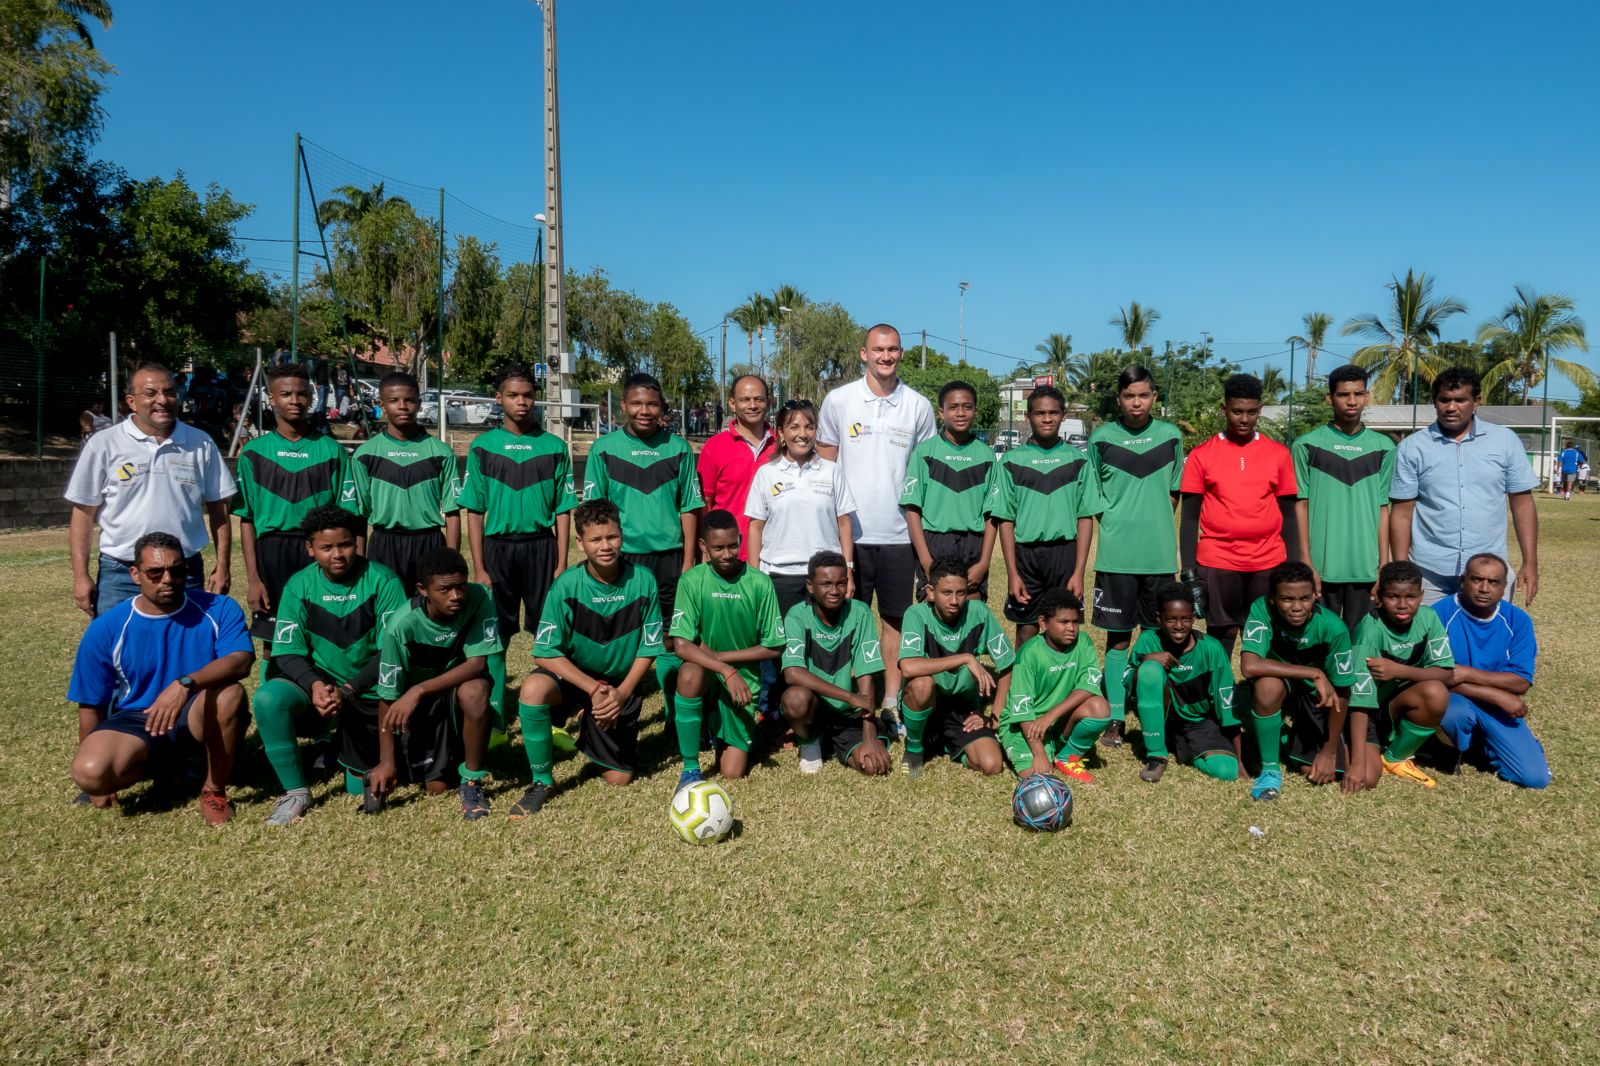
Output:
[68, 531, 255, 825]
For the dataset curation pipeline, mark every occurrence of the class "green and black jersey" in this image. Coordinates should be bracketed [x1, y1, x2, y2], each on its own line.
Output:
[898, 600, 1016, 700]
[533, 561, 663, 681]
[352, 430, 461, 531]
[583, 427, 703, 553]
[1002, 631, 1102, 726]
[669, 562, 785, 691]
[1348, 607, 1454, 709]
[986, 439, 1104, 544]
[1240, 598, 1358, 692]
[1124, 629, 1236, 725]
[898, 434, 995, 534]
[1291, 424, 1396, 585]
[455, 427, 577, 536]
[272, 558, 409, 699]
[375, 583, 500, 700]
[1088, 418, 1184, 574]
[780, 599, 884, 714]
[233, 430, 357, 533]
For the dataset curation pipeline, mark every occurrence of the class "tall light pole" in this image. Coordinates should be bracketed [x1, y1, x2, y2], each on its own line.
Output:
[538, 0, 568, 438]
[777, 305, 792, 403]
[958, 281, 970, 363]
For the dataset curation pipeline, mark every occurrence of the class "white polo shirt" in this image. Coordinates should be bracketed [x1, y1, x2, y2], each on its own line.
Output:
[816, 377, 935, 544]
[65, 418, 237, 561]
[744, 455, 858, 575]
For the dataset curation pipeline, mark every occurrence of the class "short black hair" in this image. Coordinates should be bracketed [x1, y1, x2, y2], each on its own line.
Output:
[808, 550, 847, 579]
[1463, 552, 1508, 579]
[1034, 588, 1083, 621]
[378, 371, 419, 395]
[730, 374, 769, 397]
[701, 508, 739, 536]
[1326, 364, 1369, 391]
[300, 504, 364, 540]
[1027, 385, 1065, 411]
[133, 531, 183, 564]
[623, 372, 664, 402]
[266, 362, 310, 385]
[1267, 560, 1316, 594]
[1154, 581, 1192, 612]
[1432, 366, 1481, 400]
[496, 364, 536, 391]
[415, 548, 469, 588]
[1223, 374, 1262, 402]
[939, 380, 977, 407]
[572, 499, 621, 536]
[1376, 560, 1423, 593]
[129, 361, 174, 386]
[928, 555, 969, 586]
[1117, 365, 1155, 392]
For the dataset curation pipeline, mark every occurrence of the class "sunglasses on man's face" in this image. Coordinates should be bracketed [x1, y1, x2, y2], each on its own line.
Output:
[138, 565, 186, 579]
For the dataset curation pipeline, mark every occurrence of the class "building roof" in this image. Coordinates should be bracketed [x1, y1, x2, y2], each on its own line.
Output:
[1261, 403, 1555, 431]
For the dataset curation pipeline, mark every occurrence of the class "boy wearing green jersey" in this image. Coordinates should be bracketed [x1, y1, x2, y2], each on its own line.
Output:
[351, 372, 461, 593]
[372, 548, 502, 819]
[779, 550, 891, 776]
[512, 500, 663, 816]
[256, 506, 408, 825]
[898, 557, 1011, 778]
[988, 385, 1104, 647]
[235, 362, 359, 641]
[671, 509, 786, 784]
[1348, 561, 1453, 790]
[1088, 366, 1185, 748]
[901, 381, 997, 600]
[1126, 584, 1238, 784]
[998, 589, 1110, 781]
[1292, 364, 1395, 630]
[1239, 562, 1366, 801]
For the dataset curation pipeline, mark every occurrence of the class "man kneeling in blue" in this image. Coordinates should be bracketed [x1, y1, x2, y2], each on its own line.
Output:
[68, 531, 255, 824]
[1433, 553, 1550, 789]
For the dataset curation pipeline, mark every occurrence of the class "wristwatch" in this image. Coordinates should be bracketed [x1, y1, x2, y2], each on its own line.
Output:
[178, 675, 196, 691]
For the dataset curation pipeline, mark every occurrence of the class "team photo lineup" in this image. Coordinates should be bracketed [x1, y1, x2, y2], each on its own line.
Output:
[64, 322, 1550, 833]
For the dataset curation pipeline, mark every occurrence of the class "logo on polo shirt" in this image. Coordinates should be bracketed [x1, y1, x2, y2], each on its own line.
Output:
[770, 480, 789, 497]
[848, 423, 865, 439]
[116, 462, 140, 482]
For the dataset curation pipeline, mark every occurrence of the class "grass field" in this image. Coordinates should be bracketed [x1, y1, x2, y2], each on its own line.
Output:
[3, 498, 1598, 1064]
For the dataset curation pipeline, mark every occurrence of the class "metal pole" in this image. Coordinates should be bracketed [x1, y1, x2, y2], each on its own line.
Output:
[109, 332, 118, 417]
[255, 347, 264, 433]
[719, 318, 728, 414]
[958, 283, 968, 362]
[1541, 349, 1552, 487]
[1410, 349, 1419, 431]
[542, 0, 569, 440]
[36, 257, 45, 458]
[921, 328, 927, 370]
[291, 132, 301, 359]
[1288, 341, 1296, 435]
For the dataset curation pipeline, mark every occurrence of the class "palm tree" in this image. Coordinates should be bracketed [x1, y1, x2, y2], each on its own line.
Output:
[1287, 311, 1334, 388]
[1475, 287, 1591, 404]
[1110, 302, 1160, 353]
[1341, 270, 1465, 404]
[54, 0, 113, 44]
[1259, 365, 1289, 405]
[769, 284, 808, 387]
[1032, 332, 1080, 389]
[740, 292, 774, 370]
[318, 182, 408, 229]
[728, 302, 762, 369]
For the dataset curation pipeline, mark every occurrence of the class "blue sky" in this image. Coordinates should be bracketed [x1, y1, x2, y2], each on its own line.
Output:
[93, 0, 1599, 395]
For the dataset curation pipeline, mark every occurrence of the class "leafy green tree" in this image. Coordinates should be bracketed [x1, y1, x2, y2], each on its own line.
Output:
[495, 259, 541, 362]
[899, 346, 1000, 430]
[1259, 365, 1289, 404]
[320, 182, 439, 369]
[1110, 301, 1160, 353]
[1287, 311, 1333, 387]
[1031, 332, 1081, 390]
[1342, 269, 1465, 404]
[1, 0, 114, 204]
[443, 235, 503, 384]
[646, 301, 711, 408]
[1475, 286, 1591, 403]
[772, 300, 861, 401]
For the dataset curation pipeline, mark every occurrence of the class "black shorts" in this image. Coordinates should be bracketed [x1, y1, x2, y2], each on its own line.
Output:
[1003, 539, 1077, 624]
[854, 543, 917, 619]
[818, 710, 896, 766]
[250, 531, 311, 640]
[1197, 565, 1274, 630]
[625, 549, 683, 636]
[769, 572, 810, 620]
[920, 693, 998, 762]
[339, 693, 456, 784]
[916, 530, 988, 601]
[483, 531, 559, 635]
[1167, 713, 1235, 765]
[1093, 571, 1172, 633]
[91, 696, 205, 776]
[543, 672, 644, 775]
[1319, 581, 1373, 631]
[1281, 686, 1377, 771]
[368, 526, 446, 594]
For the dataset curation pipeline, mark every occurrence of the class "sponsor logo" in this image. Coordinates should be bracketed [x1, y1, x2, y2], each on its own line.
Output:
[770, 480, 789, 497]
[900, 476, 918, 496]
[711, 591, 744, 601]
[1087, 667, 1103, 687]
[1012, 694, 1034, 714]
[483, 620, 498, 643]
[274, 619, 298, 643]
[988, 632, 1010, 659]
[862, 640, 881, 662]
[116, 462, 140, 482]
[1334, 650, 1353, 674]
[1244, 621, 1271, 643]
[1220, 685, 1235, 706]
[1353, 675, 1374, 695]
[1332, 444, 1363, 453]
[671, 609, 686, 630]
[503, 443, 533, 451]
[643, 622, 663, 645]
[275, 450, 310, 460]
[379, 664, 401, 688]
[786, 640, 804, 657]
[582, 480, 596, 499]
[536, 621, 558, 646]
[1429, 637, 1450, 659]
[628, 449, 662, 458]
[341, 484, 357, 501]
[433, 631, 451, 644]
[563, 477, 576, 496]
[902, 632, 923, 650]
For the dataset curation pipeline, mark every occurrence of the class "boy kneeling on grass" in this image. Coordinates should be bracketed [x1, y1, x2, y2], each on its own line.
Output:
[779, 550, 891, 776]
[897, 556, 1012, 778]
[1239, 561, 1366, 801]
[371, 548, 502, 819]
[1348, 560, 1453, 790]
[998, 588, 1110, 781]
[1127, 583, 1239, 784]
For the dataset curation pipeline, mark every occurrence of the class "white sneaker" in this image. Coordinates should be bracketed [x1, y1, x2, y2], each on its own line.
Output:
[798, 740, 824, 774]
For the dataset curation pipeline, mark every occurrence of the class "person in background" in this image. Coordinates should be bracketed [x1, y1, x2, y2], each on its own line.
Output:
[79, 399, 112, 441]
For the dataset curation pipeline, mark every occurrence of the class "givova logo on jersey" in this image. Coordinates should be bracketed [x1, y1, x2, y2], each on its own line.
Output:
[988, 632, 1010, 660]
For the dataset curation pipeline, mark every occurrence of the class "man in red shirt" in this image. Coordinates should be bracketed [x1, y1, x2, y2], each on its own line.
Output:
[696, 375, 775, 560]
[1179, 374, 1301, 658]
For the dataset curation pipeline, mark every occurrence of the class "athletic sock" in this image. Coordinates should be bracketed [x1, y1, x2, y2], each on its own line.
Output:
[1134, 661, 1169, 759]
[1066, 713, 1111, 756]
[675, 695, 704, 769]
[517, 702, 555, 786]
[458, 762, 489, 782]
[1252, 709, 1283, 770]
[902, 705, 931, 756]
[486, 653, 509, 732]
[344, 770, 364, 796]
[655, 653, 682, 724]
[1384, 716, 1436, 763]
[1193, 752, 1240, 781]
[1104, 646, 1129, 722]
[254, 679, 307, 792]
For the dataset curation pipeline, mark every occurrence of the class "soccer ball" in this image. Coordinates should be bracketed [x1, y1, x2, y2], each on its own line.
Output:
[669, 781, 734, 844]
[1012, 773, 1073, 832]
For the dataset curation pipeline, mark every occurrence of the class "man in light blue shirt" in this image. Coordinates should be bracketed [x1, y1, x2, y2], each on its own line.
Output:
[1389, 367, 1539, 606]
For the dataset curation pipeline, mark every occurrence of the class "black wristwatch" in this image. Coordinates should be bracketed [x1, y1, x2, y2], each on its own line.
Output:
[178, 675, 196, 691]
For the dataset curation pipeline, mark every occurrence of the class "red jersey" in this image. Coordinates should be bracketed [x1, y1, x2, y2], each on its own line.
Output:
[696, 422, 776, 560]
[1179, 432, 1298, 571]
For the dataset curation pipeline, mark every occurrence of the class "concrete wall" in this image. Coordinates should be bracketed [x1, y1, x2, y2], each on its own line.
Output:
[0, 459, 79, 530]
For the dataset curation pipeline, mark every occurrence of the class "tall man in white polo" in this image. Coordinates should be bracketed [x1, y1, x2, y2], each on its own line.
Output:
[817, 324, 936, 712]
[66, 363, 237, 618]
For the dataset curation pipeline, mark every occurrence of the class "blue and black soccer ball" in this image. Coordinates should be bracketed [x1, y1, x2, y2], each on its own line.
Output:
[1012, 773, 1073, 832]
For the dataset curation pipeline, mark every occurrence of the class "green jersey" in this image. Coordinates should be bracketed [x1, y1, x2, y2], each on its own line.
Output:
[272, 558, 409, 699]
[986, 439, 1104, 544]
[533, 561, 663, 681]
[232, 430, 357, 533]
[1348, 607, 1454, 709]
[1291, 424, 1395, 584]
[352, 430, 461, 531]
[583, 427, 703, 553]
[1240, 597, 1357, 693]
[1125, 629, 1236, 725]
[668, 562, 785, 690]
[375, 583, 500, 700]
[455, 427, 577, 536]
[1089, 418, 1185, 574]
[780, 599, 884, 714]
[899, 433, 995, 534]
[898, 600, 1016, 700]
[1001, 631, 1102, 726]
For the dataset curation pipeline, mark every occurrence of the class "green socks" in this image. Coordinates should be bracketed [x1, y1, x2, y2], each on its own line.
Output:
[1134, 660, 1169, 759]
[656, 653, 682, 724]
[1193, 752, 1240, 781]
[1066, 713, 1111, 756]
[1104, 646, 1129, 721]
[254, 678, 310, 792]
[1253, 709, 1283, 770]
[902, 705, 931, 756]
[486, 652, 509, 732]
[675, 694, 704, 768]
[518, 702, 555, 786]
[1384, 716, 1435, 763]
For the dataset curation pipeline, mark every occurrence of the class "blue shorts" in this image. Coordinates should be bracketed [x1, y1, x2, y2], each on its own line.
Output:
[91, 697, 202, 772]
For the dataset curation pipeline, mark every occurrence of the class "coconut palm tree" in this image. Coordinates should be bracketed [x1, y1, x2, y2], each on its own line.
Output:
[1259, 365, 1289, 404]
[318, 182, 408, 229]
[1032, 332, 1080, 389]
[1110, 302, 1160, 353]
[1341, 270, 1465, 404]
[1287, 311, 1334, 388]
[1475, 287, 1591, 404]
[54, 0, 113, 44]
[727, 302, 762, 369]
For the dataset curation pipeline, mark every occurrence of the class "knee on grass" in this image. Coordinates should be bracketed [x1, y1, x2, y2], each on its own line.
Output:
[964, 741, 1005, 776]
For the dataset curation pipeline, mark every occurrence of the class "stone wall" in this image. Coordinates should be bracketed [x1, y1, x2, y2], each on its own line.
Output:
[0, 459, 79, 530]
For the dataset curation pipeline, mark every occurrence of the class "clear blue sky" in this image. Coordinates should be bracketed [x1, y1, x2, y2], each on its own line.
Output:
[93, 0, 1600, 396]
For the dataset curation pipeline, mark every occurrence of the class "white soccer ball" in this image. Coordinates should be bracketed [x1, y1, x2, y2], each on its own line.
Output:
[669, 781, 734, 844]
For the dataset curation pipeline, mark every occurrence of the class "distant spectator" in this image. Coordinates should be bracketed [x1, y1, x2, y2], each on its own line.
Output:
[79, 400, 112, 442]
[270, 342, 291, 368]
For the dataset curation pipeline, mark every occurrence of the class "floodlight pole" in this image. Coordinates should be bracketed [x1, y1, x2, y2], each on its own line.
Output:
[540, 0, 569, 439]
[290, 132, 301, 359]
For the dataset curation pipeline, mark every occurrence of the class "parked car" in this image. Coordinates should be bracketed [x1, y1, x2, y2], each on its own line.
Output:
[1067, 433, 1089, 452]
[419, 390, 498, 426]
